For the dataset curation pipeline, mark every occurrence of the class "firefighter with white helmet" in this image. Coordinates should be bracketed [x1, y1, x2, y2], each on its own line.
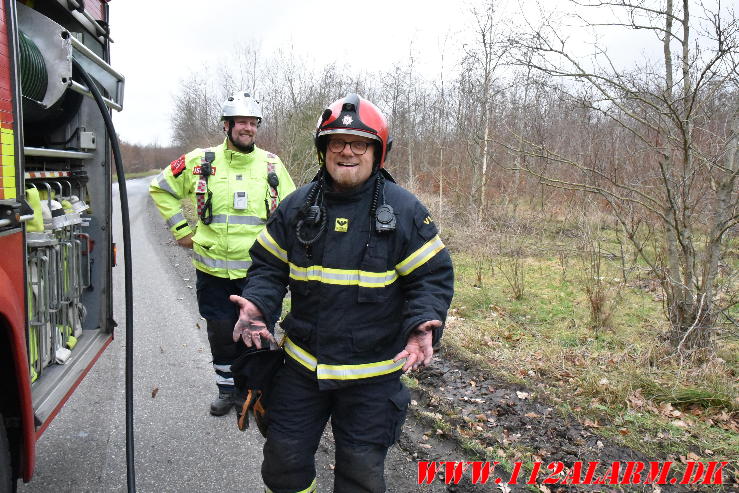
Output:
[149, 91, 295, 416]
[230, 94, 454, 492]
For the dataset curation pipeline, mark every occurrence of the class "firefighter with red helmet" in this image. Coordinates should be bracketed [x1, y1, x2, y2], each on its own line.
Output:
[230, 94, 454, 492]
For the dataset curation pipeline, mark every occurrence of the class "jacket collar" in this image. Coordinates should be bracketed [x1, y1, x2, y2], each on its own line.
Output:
[219, 138, 260, 165]
[324, 173, 377, 203]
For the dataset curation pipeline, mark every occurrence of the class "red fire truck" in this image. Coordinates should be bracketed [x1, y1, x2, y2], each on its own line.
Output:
[0, 0, 124, 489]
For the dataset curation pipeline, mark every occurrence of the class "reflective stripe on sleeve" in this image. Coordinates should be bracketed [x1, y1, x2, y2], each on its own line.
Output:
[256, 230, 288, 263]
[193, 252, 251, 270]
[154, 172, 179, 198]
[396, 235, 445, 276]
[210, 214, 265, 225]
[284, 337, 404, 381]
[165, 212, 186, 228]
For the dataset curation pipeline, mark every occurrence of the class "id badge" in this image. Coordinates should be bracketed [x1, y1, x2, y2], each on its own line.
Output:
[233, 191, 247, 210]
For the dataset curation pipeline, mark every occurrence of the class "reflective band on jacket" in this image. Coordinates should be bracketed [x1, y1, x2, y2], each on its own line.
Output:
[396, 235, 445, 276]
[210, 214, 265, 226]
[284, 337, 404, 381]
[165, 212, 186, 228]
[155, 172, 178, 197]
[256, 230, 288, 263]
[290, 264, 398, 287]
[193, 252, 251, 270]
[258, 230, 444, 286]
[265, 478, 316, 493]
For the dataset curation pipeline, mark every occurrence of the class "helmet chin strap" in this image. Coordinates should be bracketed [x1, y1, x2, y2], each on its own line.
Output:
[226, 121, 255, 153]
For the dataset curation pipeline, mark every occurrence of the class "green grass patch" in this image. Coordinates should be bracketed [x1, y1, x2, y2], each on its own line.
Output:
[445, 241, 738, 464]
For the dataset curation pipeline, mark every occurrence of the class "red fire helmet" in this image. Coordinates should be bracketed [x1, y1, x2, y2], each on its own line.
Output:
[315, 93, 392, 168]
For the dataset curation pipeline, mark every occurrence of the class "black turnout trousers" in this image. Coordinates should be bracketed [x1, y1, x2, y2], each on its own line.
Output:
[262, 364, 411, 493]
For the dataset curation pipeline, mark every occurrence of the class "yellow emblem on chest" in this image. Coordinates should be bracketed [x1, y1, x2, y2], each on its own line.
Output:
[335, 218, 349, 232]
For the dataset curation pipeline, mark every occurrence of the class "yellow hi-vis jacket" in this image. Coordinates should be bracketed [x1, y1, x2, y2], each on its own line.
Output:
[149, 139, 296, 279]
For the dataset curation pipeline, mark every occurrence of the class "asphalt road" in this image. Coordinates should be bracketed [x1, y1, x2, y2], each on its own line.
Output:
[18, 177, 443, 493]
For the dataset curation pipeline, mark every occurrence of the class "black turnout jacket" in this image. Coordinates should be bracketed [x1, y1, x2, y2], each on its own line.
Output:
[242, 172, 454, 390]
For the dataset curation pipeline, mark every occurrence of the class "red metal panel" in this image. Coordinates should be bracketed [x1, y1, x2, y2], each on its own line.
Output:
[0, 232, 36, 482]
[0, 0, 11, 128]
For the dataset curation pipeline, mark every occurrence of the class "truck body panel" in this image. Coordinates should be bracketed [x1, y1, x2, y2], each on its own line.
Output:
[0, 0, 123, 484]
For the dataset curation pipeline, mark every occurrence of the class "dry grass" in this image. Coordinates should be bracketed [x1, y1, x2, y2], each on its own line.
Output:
[432, 196, 739, 464]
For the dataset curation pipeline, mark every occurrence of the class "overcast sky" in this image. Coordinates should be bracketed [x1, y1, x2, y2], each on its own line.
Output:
[109, 0, 669, 146]
[111, 0, 469, 145]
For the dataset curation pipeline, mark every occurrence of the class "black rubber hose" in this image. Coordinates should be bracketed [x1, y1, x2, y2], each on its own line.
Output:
[71, 58, 136, 493]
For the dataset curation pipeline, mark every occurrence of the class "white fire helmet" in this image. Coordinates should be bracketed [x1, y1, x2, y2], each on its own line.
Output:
[221, 91, 262, 122]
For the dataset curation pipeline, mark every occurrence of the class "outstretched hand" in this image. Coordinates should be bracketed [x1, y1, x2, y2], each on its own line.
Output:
[229, 295, 275, 349]
[393, 320, 441, 373]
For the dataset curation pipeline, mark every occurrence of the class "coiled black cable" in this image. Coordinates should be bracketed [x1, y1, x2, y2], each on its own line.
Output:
[369, 172, 383, 222]
[200, 190, 213, 225]
[296, 169, 327, 252]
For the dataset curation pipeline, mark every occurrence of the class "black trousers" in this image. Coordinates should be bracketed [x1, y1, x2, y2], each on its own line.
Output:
[262, 364, 411, 493]
[195, 270, 247, 391]
[196, 270, 281, 391]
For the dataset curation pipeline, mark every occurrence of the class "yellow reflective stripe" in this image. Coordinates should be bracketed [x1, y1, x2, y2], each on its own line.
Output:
[285, 337, 404, 381]
[265, 478, 316, 493]
[0, 126, 15, 200]
[289, 264, 398, 288]
[257, 229, 288, 263]
[284, 337, 317, 371]
[396, 235, 445, 276]
[317, 359, 404, 380]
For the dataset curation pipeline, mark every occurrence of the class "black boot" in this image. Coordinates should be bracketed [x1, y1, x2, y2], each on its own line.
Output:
[210, 389, 234, 416]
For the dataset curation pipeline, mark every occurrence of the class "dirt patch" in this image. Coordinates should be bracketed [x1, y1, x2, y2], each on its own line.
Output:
[400, 348, 729, 492]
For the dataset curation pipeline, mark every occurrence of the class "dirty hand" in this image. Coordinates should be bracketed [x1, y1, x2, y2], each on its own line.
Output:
[393, 320, 441, 372]
[229, 295, 275, 349]
[177, 234, 193, 249]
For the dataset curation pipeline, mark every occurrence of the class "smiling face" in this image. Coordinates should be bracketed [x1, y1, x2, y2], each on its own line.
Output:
[324, 134, 376, 193]
[224, 116, 259, 151]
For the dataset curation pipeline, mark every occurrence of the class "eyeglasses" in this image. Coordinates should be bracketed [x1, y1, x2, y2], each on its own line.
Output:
[327, 139, 370, 155]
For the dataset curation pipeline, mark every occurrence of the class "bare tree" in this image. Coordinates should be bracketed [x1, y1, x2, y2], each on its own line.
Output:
[507, 0, 739, 350]
[462, 1, 508, 221]
[170, 72, 222, 149]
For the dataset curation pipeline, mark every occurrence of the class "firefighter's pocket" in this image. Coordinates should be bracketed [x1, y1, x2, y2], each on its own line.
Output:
[191, 230, 216, 250]
[386, 384, 411, 446]
[357, 243, 390, 303]
[280, 313, 314, 346]
[357, 284, 389, 303]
